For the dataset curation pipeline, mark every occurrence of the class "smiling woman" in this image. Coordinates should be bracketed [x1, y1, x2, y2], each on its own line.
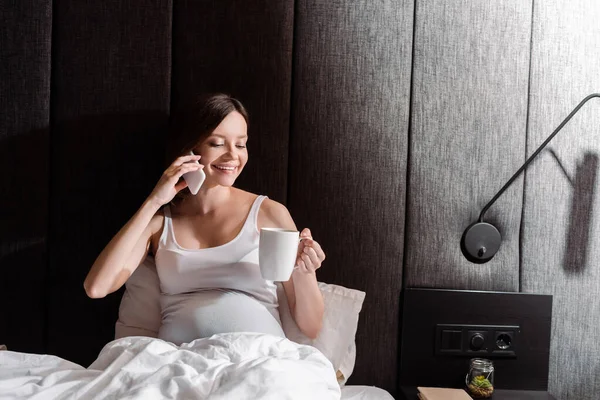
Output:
[83, 93, 326, 344]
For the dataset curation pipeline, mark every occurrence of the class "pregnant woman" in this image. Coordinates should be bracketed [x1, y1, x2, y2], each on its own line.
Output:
[84, 93, 325, 344]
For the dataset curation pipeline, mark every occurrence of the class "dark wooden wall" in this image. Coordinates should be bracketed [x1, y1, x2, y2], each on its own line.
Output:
[47, 0, 172, 363]
[0, 0, 52, 355]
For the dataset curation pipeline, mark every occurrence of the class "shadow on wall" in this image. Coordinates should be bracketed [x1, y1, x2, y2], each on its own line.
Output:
[549, 150, 598, 274]
[47, 111, 169, 365]
[0, 127, 50, 354]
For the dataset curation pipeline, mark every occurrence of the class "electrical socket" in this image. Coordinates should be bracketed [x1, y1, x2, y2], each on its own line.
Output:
[435, 324, 520, 358]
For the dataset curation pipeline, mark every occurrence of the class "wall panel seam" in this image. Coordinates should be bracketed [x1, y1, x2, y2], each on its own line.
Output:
[519, 0, 536, 293]
[402, 0, 417, 289]
[45, 0, 58, 354]
[285, 0, 298, 207]
[168, 0, 174, 116]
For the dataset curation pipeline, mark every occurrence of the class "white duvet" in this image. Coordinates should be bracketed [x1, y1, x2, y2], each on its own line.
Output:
[0, 333, 341, 400]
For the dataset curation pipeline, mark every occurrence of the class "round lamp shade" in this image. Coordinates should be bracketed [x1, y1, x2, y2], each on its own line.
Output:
[460, 222, 501, 264]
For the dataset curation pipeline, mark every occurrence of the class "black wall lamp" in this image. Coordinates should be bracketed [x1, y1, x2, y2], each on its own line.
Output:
[461, 93, 600, 264]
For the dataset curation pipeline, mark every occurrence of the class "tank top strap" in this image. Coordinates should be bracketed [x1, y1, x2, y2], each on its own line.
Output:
[158, 204, 175, 249]
[243, 195, 268, 235]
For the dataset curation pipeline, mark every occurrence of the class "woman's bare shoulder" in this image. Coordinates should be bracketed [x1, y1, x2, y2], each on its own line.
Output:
[258, 198, 295, 229]
[260, 198, 288, 214]
[231, 188, 294, 227]
[232, 187, 260, 202]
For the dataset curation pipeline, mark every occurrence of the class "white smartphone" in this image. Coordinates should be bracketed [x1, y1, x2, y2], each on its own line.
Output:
[182, 151, 205, 195]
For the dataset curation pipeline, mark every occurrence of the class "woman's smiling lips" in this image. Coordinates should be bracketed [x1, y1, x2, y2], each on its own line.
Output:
[212, 164, 238, 174]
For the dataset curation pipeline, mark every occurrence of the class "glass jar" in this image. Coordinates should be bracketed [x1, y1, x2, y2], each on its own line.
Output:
[465, 358, 495, 398]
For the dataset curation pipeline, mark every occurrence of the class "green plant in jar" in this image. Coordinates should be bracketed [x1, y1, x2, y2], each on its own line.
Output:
[468, 375, 494, 398]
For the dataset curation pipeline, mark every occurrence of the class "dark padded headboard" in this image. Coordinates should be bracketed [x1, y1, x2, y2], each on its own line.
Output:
[1, 1, 413, 398]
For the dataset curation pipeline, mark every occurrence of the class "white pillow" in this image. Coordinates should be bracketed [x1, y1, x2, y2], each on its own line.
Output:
[338, 341, 356, 386]
[276, 282, 365, 386]
[115, 256, 161, 339]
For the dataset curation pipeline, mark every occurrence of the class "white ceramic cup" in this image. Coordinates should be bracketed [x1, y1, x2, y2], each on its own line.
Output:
[259, 228, 301, 281]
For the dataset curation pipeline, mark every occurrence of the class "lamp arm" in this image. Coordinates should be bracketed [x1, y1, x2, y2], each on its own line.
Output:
[478, 93, 600, 223]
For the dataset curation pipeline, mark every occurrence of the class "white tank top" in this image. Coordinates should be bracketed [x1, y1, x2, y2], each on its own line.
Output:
[155, 195, 285, 345]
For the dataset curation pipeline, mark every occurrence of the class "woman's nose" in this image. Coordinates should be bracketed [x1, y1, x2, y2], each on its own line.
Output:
[226, 144, 241, 155]
[222, 146, 239, 159]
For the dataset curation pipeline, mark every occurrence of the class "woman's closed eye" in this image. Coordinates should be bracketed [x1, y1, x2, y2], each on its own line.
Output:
[209, 143, 246, 148]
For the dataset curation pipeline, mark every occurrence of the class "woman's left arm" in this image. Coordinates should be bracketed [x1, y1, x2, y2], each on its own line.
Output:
[284, 228, 325, 339]
[259, 200, 325, 339]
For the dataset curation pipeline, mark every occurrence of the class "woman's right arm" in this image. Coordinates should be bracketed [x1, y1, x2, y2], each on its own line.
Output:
[83, 153, 203, 298]
[83, 200, 162, 298]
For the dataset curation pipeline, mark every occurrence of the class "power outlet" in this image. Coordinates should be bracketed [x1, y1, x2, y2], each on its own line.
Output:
[435, 324, 520, 358]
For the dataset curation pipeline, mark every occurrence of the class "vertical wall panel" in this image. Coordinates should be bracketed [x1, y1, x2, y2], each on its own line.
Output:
[290, 0, 413, 394]
[523, 2, 600, 399]
[406, 0, 532, 290]
[48, 0, 172, 365]
[171, 0, 294, 203]
[0, 1, 52, 353]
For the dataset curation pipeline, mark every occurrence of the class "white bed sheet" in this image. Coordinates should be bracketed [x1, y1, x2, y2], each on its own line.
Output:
[341, 385, 395, 400]
[0, 333, 341, 400]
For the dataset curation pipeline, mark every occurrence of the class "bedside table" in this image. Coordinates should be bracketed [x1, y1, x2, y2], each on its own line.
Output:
[400, 386, 556, 400]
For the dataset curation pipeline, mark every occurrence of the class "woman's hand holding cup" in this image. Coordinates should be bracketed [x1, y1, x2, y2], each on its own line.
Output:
[258, 227, 325, 281]
[294, 228, 325, 275]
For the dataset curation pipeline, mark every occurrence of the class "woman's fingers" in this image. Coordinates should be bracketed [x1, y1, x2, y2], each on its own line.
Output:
[300, 254, 315, 272]
[294, 228, 325, 274]
[303, 239, 325, 262]
[303, 246, 321, 267]
[297, 259, 309, 273]
[166, 164, 202, 194]
[172, 163, 202, 180]
[174, 179, 188, 192]
[149, 156, 202, 206]
[165, 155, 201, 175]
[171, 154, 201, 168]
[300, 248, 322, 273]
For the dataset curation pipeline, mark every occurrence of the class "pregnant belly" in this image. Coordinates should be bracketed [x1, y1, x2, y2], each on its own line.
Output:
[158, 289, 285, 345]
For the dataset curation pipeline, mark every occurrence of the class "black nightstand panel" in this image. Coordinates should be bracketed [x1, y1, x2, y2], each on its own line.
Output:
[399, 289, 552, 391]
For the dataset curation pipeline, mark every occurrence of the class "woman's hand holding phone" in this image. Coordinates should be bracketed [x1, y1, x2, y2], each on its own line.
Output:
[182, 151, 206, 195]
[148, 153, 204, 206]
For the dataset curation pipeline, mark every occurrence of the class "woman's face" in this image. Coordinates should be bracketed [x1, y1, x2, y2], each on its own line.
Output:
[194, 111, 248, 188]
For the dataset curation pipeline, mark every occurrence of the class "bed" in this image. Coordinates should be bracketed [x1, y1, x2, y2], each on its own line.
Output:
[0, 338, 392, 399]
[0, 257, 394, 399]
